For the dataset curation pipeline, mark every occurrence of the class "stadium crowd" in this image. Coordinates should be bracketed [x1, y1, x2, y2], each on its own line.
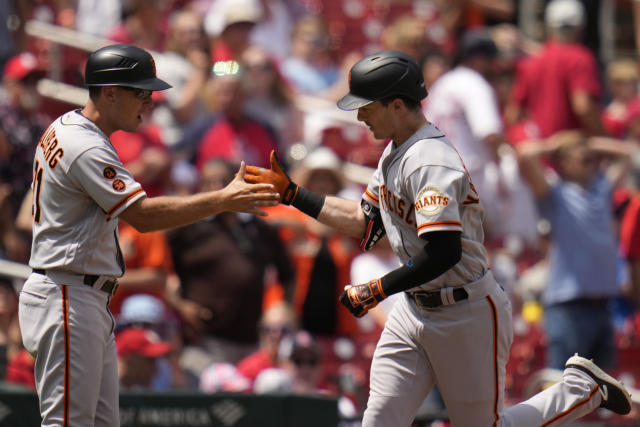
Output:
[1, 0, 640, 424]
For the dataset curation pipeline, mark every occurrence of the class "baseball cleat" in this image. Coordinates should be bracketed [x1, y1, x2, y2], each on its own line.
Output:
[565, 354, 632, 415]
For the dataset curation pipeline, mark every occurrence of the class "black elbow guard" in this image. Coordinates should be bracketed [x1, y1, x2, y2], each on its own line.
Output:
[360, 200, 386, 251]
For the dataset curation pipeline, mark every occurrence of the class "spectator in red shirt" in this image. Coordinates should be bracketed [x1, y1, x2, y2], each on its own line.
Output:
[192, 68, 278, 170]
[602, 59, 639, 138]
[505, 0, 606, 138]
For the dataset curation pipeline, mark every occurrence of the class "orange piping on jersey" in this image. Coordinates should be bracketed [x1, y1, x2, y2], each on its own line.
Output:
[463, 195, 479, 205]
[364, 189, 379, 203]
[106, 188, 144, 220]
[61, 285, 70, 427]
[486, 295, 500, 426]
[417, 221, 462, 231]
[539, 386, 599, 426]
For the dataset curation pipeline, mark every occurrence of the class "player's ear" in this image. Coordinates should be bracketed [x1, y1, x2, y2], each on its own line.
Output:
[102, 86, 117, 103]
[392, 98, 405, 113]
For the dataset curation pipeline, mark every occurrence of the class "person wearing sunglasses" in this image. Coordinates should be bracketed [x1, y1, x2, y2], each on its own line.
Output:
[18, 44, 279, 427]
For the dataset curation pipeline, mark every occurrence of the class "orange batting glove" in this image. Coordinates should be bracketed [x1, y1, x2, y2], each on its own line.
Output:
[340, 279, 387, 318]
[245, 150, 299, 204]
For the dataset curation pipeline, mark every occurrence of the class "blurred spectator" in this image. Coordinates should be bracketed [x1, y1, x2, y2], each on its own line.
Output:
[0, 52, 48, 262]
[108, 0, 168, 51]
[254, 330, 360, 420]
[180, 66, 278, 170]
[166, 158, 294, 384]
[116, 294, 186, 390]
[276, 330, 321, 395]
[253, 330, 322, 395]
[116, 327, 172, 390]
[602, 58, 639, 138]
[75, 0, 122, 38]
[199, 362, 250, 393]
[249, 0, 296, 61]
[516, 131, 634, 369]
[261, 147, 361, 337]
[280, 15, 341, 98]
[204, 0, 262, 62]
[153, 7, 210, 147]
[0, 52, 48, 211]
[241, 46, 304, 151]
[505, 0, 606, 138]
[109, 221, 174, 316]
[236, 302, 297, 384]
[111, 123, 172, 197]
[426, 28, 538, 243]
[420, 48, 451, 93]
[380, 14, 429, 61]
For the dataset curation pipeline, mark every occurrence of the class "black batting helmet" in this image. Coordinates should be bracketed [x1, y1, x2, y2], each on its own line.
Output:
[84, 44, 171, 91]
[337, 50, 427, 111]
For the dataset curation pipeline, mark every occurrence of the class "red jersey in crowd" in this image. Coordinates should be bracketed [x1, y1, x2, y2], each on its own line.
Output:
[510, 41, 601, 138]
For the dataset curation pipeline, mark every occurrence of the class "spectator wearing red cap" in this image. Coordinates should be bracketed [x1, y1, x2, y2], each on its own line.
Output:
[116, 328, 172, 390]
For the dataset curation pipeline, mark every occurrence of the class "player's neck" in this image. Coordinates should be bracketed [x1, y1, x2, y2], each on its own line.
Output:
[392, 113, 429, 147]
[81, 102, 116, 136]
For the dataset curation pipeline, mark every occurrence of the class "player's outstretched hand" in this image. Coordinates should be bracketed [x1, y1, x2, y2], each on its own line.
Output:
[245, 150, 298, 204]
[222, 162, 280, 216]
[340, 279, 387, 318]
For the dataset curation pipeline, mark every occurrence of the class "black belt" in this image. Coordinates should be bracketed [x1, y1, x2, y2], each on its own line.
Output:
[409, 287, 468, 309]
[32, 269, 118, 296]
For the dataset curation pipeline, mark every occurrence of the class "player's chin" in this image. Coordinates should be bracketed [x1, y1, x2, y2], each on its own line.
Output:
[123, 117, 143, 132]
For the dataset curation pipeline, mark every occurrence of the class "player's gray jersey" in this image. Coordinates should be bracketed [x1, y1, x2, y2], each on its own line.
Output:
[29, 110, 146, 276]
[363, 123, 489, 291]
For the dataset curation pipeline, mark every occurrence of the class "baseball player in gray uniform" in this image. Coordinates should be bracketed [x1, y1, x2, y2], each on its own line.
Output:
[245, 50, 632, 426]
[18, 44, 278, 426]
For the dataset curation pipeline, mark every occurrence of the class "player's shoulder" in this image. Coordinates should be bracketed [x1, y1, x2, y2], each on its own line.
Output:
[53, 110, 111, 152]
[405, 131, 464, 172]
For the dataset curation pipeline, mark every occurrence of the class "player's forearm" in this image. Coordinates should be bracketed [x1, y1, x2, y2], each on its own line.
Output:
[121, 191, 230, 232]
[316, 195, 367, 239]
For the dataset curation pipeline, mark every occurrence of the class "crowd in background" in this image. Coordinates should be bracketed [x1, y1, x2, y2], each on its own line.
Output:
[1, 0, 640, 424]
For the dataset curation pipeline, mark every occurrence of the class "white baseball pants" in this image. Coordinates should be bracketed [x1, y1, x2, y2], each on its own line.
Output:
[362, 274, 600, 427]
[19, 272, 119, 427]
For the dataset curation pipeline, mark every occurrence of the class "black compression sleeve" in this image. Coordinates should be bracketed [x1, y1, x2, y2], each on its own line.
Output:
[379, 231, 462, 296]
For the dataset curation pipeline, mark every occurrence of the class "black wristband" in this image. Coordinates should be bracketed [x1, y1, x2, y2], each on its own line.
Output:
[291, 187, 325, 218]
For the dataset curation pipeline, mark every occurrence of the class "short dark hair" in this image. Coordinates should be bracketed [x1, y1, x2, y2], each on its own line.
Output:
[379, 95, 422, 112]
[88, 86, 103, 102]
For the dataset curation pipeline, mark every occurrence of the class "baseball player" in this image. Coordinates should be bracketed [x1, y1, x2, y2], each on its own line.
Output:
[18, 44, 278, 426]
[244, 50, 632, 426]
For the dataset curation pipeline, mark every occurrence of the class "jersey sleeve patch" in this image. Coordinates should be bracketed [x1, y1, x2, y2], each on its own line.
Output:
[415, 186, 450, 216]
[103, 166, 116, 180]
[112, 179, 126, 192]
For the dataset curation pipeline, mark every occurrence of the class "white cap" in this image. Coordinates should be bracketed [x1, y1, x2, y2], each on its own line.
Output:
[545, 0, 585, 28]
[204, 0, 263, 37]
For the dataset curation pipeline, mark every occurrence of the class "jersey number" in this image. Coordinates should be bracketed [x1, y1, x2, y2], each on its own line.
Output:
[33, 161, 43, 224]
